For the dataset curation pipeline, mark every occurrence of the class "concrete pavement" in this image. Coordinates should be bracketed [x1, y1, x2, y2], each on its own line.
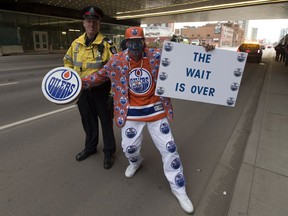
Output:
[2, 49, 287, 215]
[227, 59, 288, 216]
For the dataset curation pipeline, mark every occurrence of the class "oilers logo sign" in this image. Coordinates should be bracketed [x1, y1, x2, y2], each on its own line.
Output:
[41, 67, 82, 104]
[129, 68, 152, 95]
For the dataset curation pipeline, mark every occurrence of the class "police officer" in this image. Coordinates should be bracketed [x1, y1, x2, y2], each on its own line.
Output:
[63, 6, 117, 169]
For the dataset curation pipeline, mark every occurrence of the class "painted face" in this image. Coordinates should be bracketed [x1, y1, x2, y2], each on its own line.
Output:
[127, 39, 144, 59]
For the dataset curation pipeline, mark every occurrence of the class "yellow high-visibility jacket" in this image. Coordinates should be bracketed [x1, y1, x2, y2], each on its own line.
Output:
[63, 32, 117, 78]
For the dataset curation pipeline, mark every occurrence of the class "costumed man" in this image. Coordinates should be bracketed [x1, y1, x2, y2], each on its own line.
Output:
[63, 6, 117, 169]
[82, 26, 214, 214]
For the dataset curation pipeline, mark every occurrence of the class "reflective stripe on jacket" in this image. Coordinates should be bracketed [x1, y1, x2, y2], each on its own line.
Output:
[63, 32, 117, 78]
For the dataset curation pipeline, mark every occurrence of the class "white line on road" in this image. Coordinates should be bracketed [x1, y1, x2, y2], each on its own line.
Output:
[0, 64, 61, 72]
[0, 82, 19, 87]
[0, 105, 76, 131]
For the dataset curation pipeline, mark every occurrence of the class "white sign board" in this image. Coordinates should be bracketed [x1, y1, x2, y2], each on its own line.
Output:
[155, 42, 247, 107]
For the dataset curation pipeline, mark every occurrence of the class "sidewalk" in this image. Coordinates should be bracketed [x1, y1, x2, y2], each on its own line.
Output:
[227, 60, 288, 216]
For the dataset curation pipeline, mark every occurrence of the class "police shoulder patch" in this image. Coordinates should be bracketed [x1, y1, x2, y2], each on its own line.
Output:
[103, 36, 114, 45]
[110, 46, 117, 54]
[103, 37, 117, 54]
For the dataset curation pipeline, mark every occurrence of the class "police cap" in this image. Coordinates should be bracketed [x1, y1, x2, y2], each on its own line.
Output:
[82, 6, 103, 20]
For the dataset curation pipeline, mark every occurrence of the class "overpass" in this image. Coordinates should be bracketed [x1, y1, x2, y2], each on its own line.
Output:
[0, 0, 287, 55]
[1, 0, 288, 25]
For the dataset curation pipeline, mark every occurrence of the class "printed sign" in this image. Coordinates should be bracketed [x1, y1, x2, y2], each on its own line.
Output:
[41, 67, 82, 104]
[155, 42, 247, 107]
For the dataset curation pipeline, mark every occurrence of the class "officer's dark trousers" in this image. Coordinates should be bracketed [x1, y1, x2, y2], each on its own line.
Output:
[77, 82, 116, 157]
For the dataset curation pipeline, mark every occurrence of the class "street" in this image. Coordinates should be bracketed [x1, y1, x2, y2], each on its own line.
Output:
[0, 49, 274, 216]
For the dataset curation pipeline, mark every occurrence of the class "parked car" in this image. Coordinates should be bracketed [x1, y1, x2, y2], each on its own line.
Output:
[237, 42, 263, 63]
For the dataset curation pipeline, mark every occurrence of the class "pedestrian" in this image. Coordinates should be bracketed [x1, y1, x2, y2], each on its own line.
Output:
[82, 26, 214, 214]
[285, 42, 288, 67]
[279, 43, 286, 62]
[63, 5, 117, 169]
[274, 44, 281, 61]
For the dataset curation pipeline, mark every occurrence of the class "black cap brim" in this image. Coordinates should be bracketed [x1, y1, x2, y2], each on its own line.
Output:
[83, 15, 101, 20]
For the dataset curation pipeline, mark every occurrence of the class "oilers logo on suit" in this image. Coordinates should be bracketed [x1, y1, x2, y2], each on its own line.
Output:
[126, 145, 137, 154]
[171, 158, 181, 169]
[129, 67, 152, 95]
[125, 127, 137, 138]
[166, 141, 177, 153]
[160, 122, 170, 134]
[175, 173, 185, 187]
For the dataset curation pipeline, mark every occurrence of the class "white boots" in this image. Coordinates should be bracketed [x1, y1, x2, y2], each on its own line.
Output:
[125, 158, 143, 178]
[124, 161, 194, 214]
[171, 190, 194, 214]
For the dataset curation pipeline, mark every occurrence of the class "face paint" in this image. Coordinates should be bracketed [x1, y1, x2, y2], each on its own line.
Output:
[127, 39, 144, 59]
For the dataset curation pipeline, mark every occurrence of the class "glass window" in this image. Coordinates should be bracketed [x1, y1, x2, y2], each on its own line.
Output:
[35, 34, 40, 43]
[0, 10, 127, 51]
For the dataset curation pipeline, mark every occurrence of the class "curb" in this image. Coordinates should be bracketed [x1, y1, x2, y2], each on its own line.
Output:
[194, 61, 267, 216]
[226, 60, 271, 216]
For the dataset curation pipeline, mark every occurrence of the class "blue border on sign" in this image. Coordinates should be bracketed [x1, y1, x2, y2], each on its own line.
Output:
[44, 68, 80, 101]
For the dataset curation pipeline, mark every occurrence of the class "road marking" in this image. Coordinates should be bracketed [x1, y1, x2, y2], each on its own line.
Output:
[0, 64, 61, 72]
[0, 105, 76, 131]
[0, 82, 19, 87]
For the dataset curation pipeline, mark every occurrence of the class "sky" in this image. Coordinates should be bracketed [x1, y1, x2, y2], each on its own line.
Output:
[248, 19, 288, 43]
[174, 19, 288, 43]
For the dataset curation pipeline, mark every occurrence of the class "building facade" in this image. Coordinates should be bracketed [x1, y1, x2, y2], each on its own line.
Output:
[0, 8, 131, 55]
[250, 27, 258, 41]
[175, 22, 245, 47]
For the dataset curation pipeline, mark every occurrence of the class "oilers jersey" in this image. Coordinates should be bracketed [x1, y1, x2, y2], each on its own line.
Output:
[82, 47, 174, 127]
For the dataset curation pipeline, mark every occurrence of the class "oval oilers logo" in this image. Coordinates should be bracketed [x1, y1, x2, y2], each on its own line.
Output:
[41, 67, 82, 104]
[129, 68, 152, 95]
